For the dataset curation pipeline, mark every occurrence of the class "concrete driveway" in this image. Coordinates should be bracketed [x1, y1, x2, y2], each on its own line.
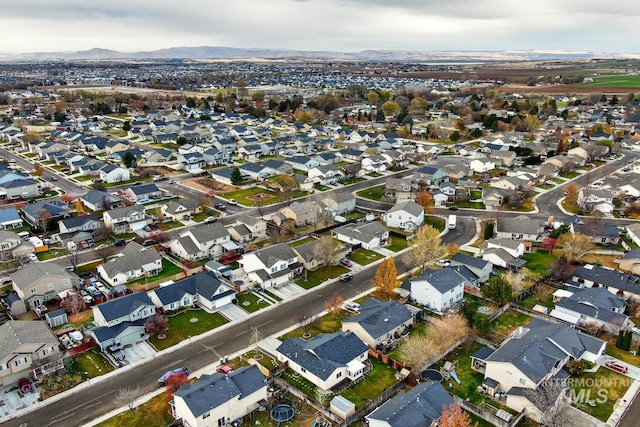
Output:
[0, 382, 41, 423]
[218, 304, 250, 321]
[122, 340, 156, 364]
[602, 355, 640, 380]
[270, 282, 307, 299]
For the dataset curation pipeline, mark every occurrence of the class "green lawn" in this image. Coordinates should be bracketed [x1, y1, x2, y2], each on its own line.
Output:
[126, 260, 183, 288]
[488, 311, 533, 341]
[582, 75, 640, 88]
[235, 292, 270, 313]
[157, 221, 184, 231]
[290, 237, 316, 247]
[522, 251, 557, 275]
[282, 369, 317, 398]
[455, 202, 486, 209]
[606, 343, 640, 367]
[149, 310, 229, 350]
[367, 172, 383, 178]
[262, 289, 282, 302]
[95, 393, 173, 427]
[73, 350, 115, 378]
[280, 311, 348, 340]
[348, 248, 384, 265]
[559, 171, 580, 179]
[221, 187, 307, 206]
[356, 184, 385, 201]
[518, 284, 555, 309]
[424, 215, 446, 232]
[36, 248, 70, 261]
[338, 360, 399, 409]
[387, 236, 409, 252]
[191, 212, 210, 222]
[339, 177, 366, 185]
[571, 368, 632, 421]
[295, 265, 349, 289]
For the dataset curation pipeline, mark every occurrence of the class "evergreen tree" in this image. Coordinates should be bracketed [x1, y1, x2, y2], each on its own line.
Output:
[616, 330, 624, 349]
[230, 167, 243, 186]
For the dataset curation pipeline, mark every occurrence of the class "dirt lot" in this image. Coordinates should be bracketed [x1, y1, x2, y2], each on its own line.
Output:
[181, 178, 236, 195]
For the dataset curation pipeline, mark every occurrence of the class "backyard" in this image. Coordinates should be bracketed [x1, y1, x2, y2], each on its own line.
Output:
[517, 284, 555, 310]
[338, 360, 400, 409]
[127, 259, 184, 289]
[149, 309, 229, 350]
[571, 368, 632, 421]
[522, 251, 557, 275]
[486, 310, 533, 343]
[295, 265, 349, 289]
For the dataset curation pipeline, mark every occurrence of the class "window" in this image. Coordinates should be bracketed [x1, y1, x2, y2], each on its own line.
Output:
[336, 372, 342, 378]
[64, 279, 70, 286]
[217, 417, 225, 427]
[202, 412, 210, 419]
[519, 378, 526, 385]
[30, 288, 37, 294]
[271, 267, 277, 273]
[43, 347, 53, 356]
[15, 357, 28, 367]
[0, 363, 8, 371]
[48, 283, 54, 290]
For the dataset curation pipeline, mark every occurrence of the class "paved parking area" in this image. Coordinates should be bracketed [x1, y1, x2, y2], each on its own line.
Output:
[270, 282, 307, 299]
[218, 304, 250, 321]
[0, 382, 41, 423]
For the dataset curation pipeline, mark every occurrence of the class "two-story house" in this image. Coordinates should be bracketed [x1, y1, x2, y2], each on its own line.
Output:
[239, 243, 302, 288]
[400, 268, 465, 312]
[159, 199, 203, 222]
[167, 222, 232, 261]
[103, 205, 152, 233]
[382, 201, 425, 232]
[90, 291, 156, 351]
[342, 298, 415, 348]
[226, 214, 268, 244]
[11, 263, 77, 311]
[0, 229, 34, 261]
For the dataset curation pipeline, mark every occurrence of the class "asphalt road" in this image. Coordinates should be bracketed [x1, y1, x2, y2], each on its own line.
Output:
[5, 222, 471, 427]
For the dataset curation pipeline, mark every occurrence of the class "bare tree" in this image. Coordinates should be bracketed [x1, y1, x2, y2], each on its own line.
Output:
[402, 225, 448, 271]
[66, 249, 80, 271]
[62, 292, 86, 315]
[524, 380, 571, 427]
[557, 232, 594, 263]
[312, 236, 340, 270]
[95, 244, 112, 263]
[249, 326, 262, 349]
[93, 224, 113, 241]
[36, 208, 52, 231]
[296, 310, 317, 338]
[116, 385, 140, 412]
[325, 293, 344, 315]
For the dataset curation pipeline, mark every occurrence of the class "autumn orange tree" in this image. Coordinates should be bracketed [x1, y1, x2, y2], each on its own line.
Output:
[372, 257, 400, 299]
[564, 182, 579, 206]
[165, 371, 189, 398]
[416, 191, 434, 213]
[439, 403, 475, 427]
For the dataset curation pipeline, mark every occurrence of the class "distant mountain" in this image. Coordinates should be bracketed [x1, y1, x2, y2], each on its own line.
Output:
[2, 46, 638, 62]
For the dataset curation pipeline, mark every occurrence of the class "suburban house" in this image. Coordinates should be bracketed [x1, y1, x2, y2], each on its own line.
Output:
[469, 158, 496, 173]
[98, 164, 130, 184]
[476, 318, 605, 420]
[167, 222, 232, 261]
[341, 298, 415, 348]
[159, 199, 203, 222]
[178, 152, 206, 172]
[365, 381, 454, 427]
[400, 268, 465, 312]
[0, 321, 63, 387]
[103, 205, 152, 234]
[226, 214, 268, 244]
[0, 177, 39, 200]
[276, 201, 318, 227]
[578, 188, 615, 214]
[292, 238, 348, 271]
[171, 365, 267, 427]
[331, 222, 389, 250]
[21, 200, 70, 229]
[0, 230, 34, 261]
[413, 166, 447, 188]
[58, 214, 101, 234]
[572, 222, 621, 246]
[626, 223, 640, 247]
[618, 249, 640, 275]
[11, 262, 77, 311]
[276, 331, 369, 391]
[572, 264, 640, 302]
[480, 238, 526, 258]
[0, 207, 23, 229]
[449, 253, 493, 284]
[90, 291, 156, 351]
[550, 287, 631, 334]
[97, 241, 163, 286]
[239, 243, 302, 288]
[384, 178, 413, 200]
[496, 215, 545, 241]
[149, 271, 235, 312]
[122, 183, 164, 203]
[382, 201, 424, 231]
[79, 189, 124, 212]
[323, 192, 356, 216]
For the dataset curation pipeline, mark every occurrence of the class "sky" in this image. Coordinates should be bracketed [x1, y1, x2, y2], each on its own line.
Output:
[1, 0, 639, 55]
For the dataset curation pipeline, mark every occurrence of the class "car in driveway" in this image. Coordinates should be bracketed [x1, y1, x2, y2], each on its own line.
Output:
[18, 378, 33, 393]
[108, 345, 126, 361]
[113, 239, 126, 247]
[605, 361, 628, 373]
[339, 273, 353, 281]
[340, 258, 353, 267]
[27, 253, 38, 262]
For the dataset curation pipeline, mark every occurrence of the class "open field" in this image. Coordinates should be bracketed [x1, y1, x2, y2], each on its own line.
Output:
[582, 75, 640, 88]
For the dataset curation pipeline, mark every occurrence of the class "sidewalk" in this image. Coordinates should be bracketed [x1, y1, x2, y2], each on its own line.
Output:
[607, 379, 640, 426]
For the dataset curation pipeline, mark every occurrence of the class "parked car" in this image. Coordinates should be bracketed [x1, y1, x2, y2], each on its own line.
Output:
[18, 378, 33, 393]
[204, 216, 217, 224]
[215, 203, 226, 210]
[51, 176, 58, 181]
[605, 361, 628, 373]
[339, 273, 353, 281]
[113, 239, 126, 247]
[448, 206, 459, 211]
[168, 179, 175, 184]
[27, 253, 38, 262]
[216, 365, 233, 374]
[436, 260, 450, 267]
[340, 258, 353, 267]
[343, 302, 360, 313]
[227, 199, 238, 205]
[108, 345, 126, 361]
[158, 367, 189, 386]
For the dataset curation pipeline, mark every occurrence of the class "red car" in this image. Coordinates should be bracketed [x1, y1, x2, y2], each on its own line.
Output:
[605, 361, 628, 373]
[18, 378, 33, 393]
[340, 258, 353, 267]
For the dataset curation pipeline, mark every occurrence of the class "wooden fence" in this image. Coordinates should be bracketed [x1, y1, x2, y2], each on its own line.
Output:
[452, 395, 526, 427]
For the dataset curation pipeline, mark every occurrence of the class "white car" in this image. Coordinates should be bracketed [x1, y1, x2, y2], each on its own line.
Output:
[27, 253, 38, 262]
[227, 199, 238, 205]
[343, 302, 360, 313]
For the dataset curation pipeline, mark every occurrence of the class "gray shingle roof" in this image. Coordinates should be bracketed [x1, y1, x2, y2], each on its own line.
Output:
[496, 215, 544, 236]
[366, 381, 453, 427]
[332, 222, 388, 243]
[11, 262, 76, 291]
[0, 320, 59, 362]
[573, 265, 640, 295]
[277, 332, 368, 381]
[486, 318, 604, 385]
[403, 267, 466, 294]
[95, 291, 154, 322]
[252, 243, 298, 268]
[174, 365, 265, 418]
[386, 201, 424, 217]
[451, 253, 491, 270]
[152, 271, 234, 305]
[100, 243, 161, 278]
[343, 298, 413, 341]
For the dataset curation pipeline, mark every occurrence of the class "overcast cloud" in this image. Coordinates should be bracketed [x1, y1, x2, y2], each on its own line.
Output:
[1, 0, 638, 54]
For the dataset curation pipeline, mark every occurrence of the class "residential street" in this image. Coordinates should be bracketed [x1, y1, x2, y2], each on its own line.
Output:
[4, 226, 468, 427]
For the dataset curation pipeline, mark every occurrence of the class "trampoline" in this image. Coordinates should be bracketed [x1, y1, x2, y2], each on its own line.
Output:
[270, 404, 295, 423]
[421, 369, 444, 382]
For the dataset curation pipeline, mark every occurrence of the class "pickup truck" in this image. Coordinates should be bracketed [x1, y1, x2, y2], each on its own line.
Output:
[158, 367, 189, 386]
